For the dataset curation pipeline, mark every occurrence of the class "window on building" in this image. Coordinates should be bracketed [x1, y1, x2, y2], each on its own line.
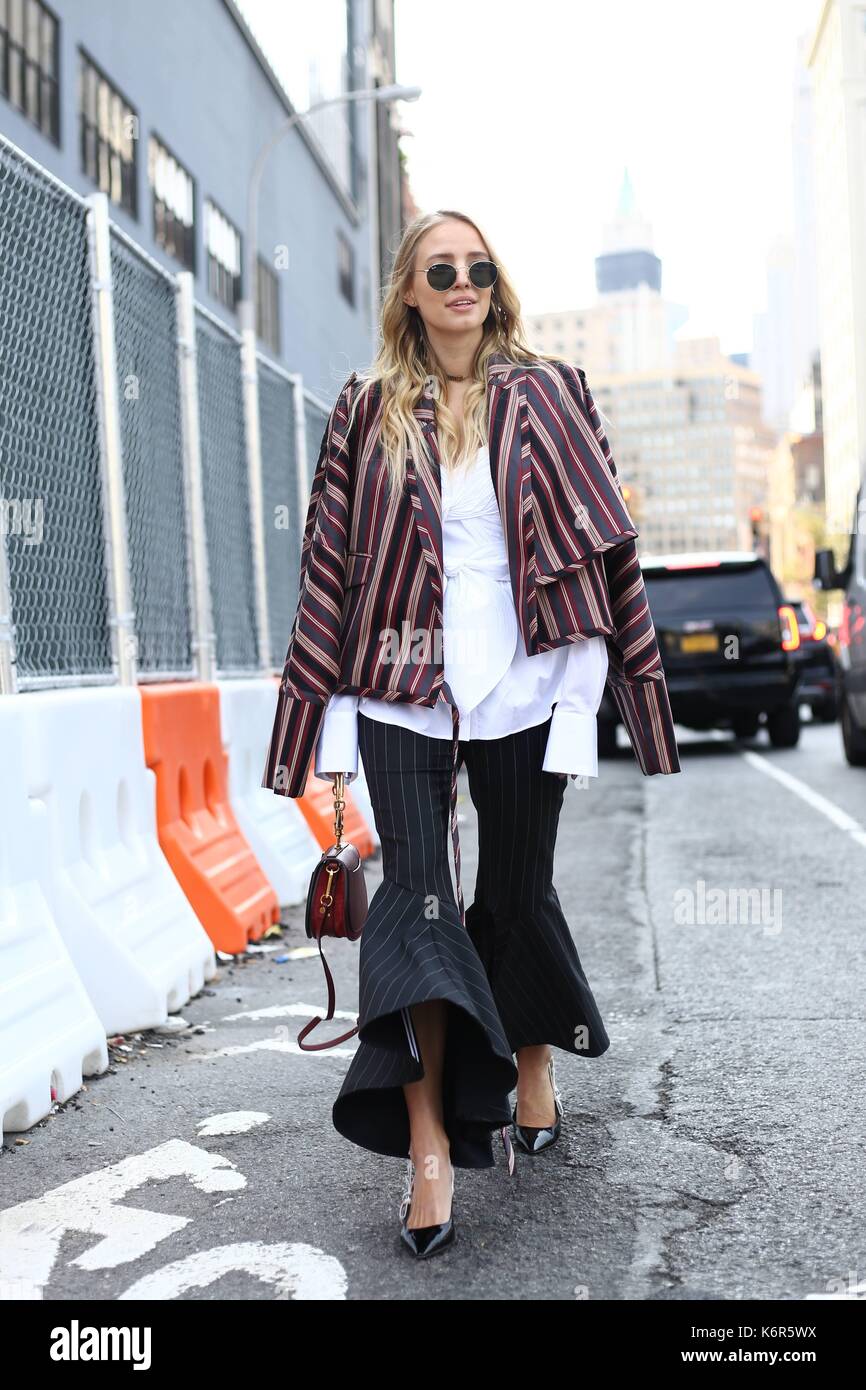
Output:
[256, 255, 280, 354]
[78, 49, 137, 216]
[148, 134, 195, 270]
[204, 198, 242, 311]
[337, 227, 354, 307]
[0, 0, 59, 142]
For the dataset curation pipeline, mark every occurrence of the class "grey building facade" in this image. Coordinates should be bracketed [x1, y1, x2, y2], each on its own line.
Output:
[0, 0, 402, 396]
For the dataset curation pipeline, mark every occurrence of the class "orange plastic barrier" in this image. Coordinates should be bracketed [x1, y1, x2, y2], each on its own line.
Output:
[140, 683, 279, 953]
[299, 770, 376, 857]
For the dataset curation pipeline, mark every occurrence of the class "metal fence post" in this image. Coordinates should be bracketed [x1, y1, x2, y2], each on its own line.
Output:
[0, 513, 17, 695]
[85, 191, 137, 685]
[240, 305, 271, 672]
[176, 272, 216, 684]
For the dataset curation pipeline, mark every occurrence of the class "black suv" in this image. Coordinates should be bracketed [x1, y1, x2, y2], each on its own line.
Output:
[598, 550, 802, 754]
[784, 597, 837, 724]
[814, 485, 866, 766]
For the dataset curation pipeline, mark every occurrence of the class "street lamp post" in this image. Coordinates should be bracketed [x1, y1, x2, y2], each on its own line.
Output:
[239, 84, 420, 674]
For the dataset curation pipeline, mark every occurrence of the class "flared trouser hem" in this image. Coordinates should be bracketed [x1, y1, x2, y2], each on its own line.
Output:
[331, 877, 519, 1169]
[464, 893, 611, 1062]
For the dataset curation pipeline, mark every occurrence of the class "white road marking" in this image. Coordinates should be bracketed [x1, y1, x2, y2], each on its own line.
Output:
[196, 1112, 270, 1136]
[0, 1140, 245, 1299]
[806, 1288, 866, 1299]
[190, 1002, 358, 1058]
[117, 1241, 347, 1300]
[223, 1003, 357, 1023]
[740, 748, 866, 850]
[191, 1033, 357, 1060]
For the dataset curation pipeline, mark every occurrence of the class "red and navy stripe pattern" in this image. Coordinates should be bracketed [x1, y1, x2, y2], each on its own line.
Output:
[262, 351, 681, 808]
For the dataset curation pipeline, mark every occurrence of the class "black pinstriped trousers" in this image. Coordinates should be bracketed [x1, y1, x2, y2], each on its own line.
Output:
[331, 710, 610, 1170]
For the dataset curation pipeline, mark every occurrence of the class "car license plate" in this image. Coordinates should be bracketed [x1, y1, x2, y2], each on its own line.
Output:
[680, 632, 720, 653]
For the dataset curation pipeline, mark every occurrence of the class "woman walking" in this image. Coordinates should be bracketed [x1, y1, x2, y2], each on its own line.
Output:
[262, 209, 680, 1259]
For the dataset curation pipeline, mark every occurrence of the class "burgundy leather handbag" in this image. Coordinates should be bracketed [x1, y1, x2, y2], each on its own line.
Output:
[298, 773, 368, 1050]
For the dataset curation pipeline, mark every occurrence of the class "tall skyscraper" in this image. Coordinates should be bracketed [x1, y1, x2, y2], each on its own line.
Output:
[527, 169, 688, 375]
[526, 174, 772, 555]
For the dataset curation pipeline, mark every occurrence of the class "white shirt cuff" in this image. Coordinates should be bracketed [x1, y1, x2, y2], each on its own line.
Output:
[314, 694, 360, 782]
[543, 709, 599, 778]
[542, 635, 609, 778]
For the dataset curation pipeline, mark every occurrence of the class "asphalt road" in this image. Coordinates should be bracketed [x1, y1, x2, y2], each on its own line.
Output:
[2, 715, 864, 1301]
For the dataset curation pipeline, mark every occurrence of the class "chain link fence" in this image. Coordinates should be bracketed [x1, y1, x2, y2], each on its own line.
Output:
[110, 226, 194, 679]
[194, 306, 259, 675]
[0, 135, 112, 685]
[0, 129, 337, 694]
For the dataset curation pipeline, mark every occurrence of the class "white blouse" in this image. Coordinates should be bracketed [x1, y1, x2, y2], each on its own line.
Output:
[315, 443, 609, 782]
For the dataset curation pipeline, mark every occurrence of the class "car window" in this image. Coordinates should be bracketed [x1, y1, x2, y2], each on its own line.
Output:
[642, 564, 778, 617]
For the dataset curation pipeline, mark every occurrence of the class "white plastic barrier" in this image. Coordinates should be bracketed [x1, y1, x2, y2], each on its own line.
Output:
[0, 699, 108, 1142]
[217, 679, 322, 906]
[20, 687, 218, 1036]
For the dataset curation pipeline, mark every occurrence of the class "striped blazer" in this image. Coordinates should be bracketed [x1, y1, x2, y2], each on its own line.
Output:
[262, 350, 681, 799]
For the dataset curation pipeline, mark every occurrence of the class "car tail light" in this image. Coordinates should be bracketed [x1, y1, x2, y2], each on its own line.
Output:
[778, 604, 800, 651]
[839, 604, 866, 648]
[839, 606, 850, 648]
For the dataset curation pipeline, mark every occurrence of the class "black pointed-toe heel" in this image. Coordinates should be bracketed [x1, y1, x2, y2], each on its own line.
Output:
[399, 1156, 456, 1258]
[512, 1054, 564, 1155]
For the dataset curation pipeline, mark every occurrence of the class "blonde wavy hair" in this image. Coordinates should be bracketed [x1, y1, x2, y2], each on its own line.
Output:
[343, 209, 584, 492]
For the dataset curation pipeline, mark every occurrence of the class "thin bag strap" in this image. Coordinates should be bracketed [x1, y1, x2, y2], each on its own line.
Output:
[297, 928, 360, 1050]
[332, 770, 345, 847]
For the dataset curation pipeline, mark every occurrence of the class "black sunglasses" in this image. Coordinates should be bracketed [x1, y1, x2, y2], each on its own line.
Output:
[414, 260, 499, 292]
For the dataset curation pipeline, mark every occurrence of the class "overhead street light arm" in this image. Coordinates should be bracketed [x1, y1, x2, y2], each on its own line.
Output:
[242, 83, 420, 333]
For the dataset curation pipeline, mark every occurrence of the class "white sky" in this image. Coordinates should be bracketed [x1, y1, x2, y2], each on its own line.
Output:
[394, 0, 824, 355]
